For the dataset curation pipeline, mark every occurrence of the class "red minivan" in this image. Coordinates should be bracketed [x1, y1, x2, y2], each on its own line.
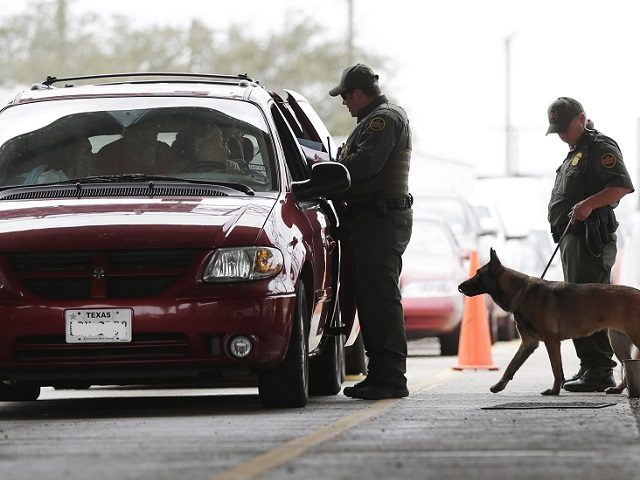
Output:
[0, 73, 359, 408]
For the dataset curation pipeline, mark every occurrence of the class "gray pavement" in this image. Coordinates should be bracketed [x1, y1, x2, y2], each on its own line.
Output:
[1, 338, 638, 480]
[260, 339, 640, 480]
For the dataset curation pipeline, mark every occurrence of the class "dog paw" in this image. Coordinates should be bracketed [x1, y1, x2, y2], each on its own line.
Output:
[541, 388, 559, 396]
[605, 386, 625, 394]
[490, 382, 506, 393]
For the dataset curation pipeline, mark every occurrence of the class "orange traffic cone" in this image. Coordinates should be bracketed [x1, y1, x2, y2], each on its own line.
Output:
[453, 250, 499, 370]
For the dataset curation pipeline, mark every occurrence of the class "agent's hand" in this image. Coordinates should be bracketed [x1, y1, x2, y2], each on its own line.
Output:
[569, 200, 593, 223]
[311, 152, 330, 164]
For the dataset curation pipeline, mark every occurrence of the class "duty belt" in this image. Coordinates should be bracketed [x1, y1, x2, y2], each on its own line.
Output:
[387, 196, 413, 209]
[550, 221, 584, 243]
[346, 195, 413, 216]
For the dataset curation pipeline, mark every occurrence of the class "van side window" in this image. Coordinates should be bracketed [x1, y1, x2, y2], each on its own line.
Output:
[270, 104, 309, 181]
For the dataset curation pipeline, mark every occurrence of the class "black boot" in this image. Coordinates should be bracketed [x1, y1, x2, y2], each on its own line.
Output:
[343, 376, 408, 400]
[562, 366, 587, 386]
[562, 368, 616, 392]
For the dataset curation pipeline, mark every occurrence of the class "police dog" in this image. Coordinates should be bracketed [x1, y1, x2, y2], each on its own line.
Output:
[458, 248, 640, 395]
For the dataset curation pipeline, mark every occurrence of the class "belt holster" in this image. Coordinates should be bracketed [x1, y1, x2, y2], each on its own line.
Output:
[584, 207, 617, 257]
[551, 223, 569, 243]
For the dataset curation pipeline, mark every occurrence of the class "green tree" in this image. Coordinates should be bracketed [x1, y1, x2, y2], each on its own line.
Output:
[0, 0, 387, 136]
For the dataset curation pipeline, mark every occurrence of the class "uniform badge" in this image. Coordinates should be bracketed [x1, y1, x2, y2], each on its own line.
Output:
[571, 152, 582, 166]
[368, 117, 386, 131]
[548, 109, 558, 122]
[601, 153, 617, 168]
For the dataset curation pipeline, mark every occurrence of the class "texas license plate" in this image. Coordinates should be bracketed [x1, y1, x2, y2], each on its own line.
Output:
[65, 309, 132, 343]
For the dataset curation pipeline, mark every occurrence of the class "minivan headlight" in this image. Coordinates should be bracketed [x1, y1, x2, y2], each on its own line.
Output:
[203, 247, 283, 283]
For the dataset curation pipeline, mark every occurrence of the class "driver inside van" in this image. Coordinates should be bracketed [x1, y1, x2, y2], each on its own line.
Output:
[172, 123, 242, 173]
[97, 121, 175, 175]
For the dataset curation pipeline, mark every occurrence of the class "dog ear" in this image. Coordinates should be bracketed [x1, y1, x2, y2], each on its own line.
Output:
[489, 248, 503, 275]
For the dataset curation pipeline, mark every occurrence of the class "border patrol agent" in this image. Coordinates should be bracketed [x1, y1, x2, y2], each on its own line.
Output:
[329, 64, 413, 400]
[547, 97, 634, 392]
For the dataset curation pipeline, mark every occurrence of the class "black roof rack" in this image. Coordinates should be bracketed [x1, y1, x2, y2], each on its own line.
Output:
[40, 72, 256, 88]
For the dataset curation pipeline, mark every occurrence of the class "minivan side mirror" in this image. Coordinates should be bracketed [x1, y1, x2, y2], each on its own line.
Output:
[292, 162, 351, 201]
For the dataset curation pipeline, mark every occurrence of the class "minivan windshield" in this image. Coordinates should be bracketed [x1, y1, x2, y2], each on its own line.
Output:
[0, 97, 277, 191]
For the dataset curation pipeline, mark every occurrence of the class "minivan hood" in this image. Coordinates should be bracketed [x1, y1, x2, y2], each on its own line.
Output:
[0, 195, 277, 251]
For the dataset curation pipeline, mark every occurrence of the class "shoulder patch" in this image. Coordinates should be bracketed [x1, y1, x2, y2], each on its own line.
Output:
[601, 153, 617, 168]
[368, 117, 386, 131]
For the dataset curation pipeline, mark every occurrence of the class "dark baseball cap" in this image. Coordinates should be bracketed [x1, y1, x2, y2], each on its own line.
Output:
[329, 64, 379, 97]
[546, 97, 584, 135]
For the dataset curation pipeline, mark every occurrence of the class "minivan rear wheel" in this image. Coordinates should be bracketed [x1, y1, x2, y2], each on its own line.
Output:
[309, 327, 345, 396]
[439, 323, 461, 356]
[345, 332, 367, 375]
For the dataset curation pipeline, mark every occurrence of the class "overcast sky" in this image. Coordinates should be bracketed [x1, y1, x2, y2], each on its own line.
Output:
[4, 0, 640, 222]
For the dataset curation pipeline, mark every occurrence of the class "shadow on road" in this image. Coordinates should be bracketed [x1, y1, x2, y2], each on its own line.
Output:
[0, 391, 267, 420]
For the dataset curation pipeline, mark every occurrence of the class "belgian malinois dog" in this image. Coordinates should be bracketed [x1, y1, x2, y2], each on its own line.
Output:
[458, 248, 639, 395]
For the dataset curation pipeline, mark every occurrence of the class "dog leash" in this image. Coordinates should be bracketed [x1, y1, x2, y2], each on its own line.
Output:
[540, 222, 572, 279]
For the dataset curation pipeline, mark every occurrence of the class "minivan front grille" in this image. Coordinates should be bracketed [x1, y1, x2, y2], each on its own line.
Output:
[23, 278, 92, 299]
[5, 249, 197, 299]
[13, 334, 189, 362]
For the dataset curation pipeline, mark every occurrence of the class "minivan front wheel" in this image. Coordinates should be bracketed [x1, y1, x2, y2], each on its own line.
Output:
[258, 284, 309, 408]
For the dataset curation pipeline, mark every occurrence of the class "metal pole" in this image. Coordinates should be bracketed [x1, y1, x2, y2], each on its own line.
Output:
[505, 35, 513, 176]
[56, 0, 68, 70]
[637, 119, 640, 210]
[347, 0, 354, 65]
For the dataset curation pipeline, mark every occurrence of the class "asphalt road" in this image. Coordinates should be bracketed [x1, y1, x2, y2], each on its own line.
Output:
[1, 338, 639, 480]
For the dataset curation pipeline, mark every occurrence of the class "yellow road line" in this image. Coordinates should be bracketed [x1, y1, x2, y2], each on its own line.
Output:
[210, 368, 458, 480]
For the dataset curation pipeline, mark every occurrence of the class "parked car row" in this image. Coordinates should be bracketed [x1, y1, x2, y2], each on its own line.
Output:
[613, 210, 640, 288]
[402, 192, 561, 353]
[401, 214, 466, 355]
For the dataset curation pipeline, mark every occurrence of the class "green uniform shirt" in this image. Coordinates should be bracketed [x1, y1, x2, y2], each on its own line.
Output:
[548, 129, 634, 227]
[338, 95, 411, 202]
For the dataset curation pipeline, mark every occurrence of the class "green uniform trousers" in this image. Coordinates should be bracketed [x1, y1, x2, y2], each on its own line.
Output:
[348, 207, 412, 386]
[559, 231, 617, 370]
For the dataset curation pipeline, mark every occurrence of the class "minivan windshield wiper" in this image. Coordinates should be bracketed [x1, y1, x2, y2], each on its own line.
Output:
[35, 174, 255, 195]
